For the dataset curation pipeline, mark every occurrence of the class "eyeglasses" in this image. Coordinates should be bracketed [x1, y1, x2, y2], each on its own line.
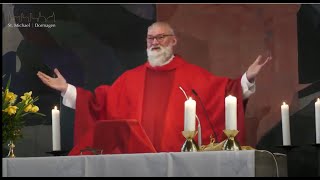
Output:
[146, 34, 174, 42]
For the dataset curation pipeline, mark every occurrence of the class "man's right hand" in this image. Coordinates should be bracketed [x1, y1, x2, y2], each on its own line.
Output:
[37, 68, 68, 93]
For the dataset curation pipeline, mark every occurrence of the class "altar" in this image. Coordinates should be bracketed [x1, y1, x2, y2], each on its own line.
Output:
[2, 150, 287, 177]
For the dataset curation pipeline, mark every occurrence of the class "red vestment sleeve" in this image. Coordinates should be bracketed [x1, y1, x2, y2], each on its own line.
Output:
[179, 61, 246, 146]
[73, 85, 110, 146]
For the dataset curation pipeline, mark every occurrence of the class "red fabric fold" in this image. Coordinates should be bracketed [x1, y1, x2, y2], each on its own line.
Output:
[69, 119, 156, 155]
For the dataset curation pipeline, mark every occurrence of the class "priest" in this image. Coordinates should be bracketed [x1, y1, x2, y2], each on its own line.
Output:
[37, 22, 271, 155]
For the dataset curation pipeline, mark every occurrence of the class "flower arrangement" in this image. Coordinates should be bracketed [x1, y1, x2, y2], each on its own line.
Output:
[2, 75, 45, 145]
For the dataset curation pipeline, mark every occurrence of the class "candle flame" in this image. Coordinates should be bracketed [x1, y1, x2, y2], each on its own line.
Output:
[189, 97, 193, 100]
[54, 106, 57, 110]
[282, 102, 286, 105]
[317, 98, 320, 102]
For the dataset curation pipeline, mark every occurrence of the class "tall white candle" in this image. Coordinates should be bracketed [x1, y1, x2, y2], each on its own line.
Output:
[184, 97, 196, 131]
[315, 98, 320, 144]
[225, 95, 237, 130]
[52, 106, 61, 151]
[281, 102, 291, 146]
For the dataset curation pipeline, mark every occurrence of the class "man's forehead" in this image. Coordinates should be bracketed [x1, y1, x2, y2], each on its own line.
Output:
[148, 25, 170, 35]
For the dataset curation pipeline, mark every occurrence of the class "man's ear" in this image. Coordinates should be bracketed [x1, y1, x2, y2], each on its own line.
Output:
[172, 36, 177, 46]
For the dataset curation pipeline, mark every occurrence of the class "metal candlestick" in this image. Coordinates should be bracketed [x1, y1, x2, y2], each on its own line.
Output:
[181, 131, 199, 152]
[222, 129, 241, 151]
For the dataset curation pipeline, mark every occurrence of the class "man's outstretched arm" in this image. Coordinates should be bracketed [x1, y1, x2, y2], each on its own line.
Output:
[241, 55, 271, 99]
[37, 68, 76, 109]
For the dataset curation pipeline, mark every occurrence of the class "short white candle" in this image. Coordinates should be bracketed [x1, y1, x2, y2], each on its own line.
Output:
[52, 106, 61, 151]
[281, 102, 291, 146]
[225, 95, 237, 130]
[184, 97, 196, 131]
[315, 98, 320, 144]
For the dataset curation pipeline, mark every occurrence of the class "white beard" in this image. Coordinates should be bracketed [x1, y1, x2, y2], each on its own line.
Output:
[147, 45, 173, 67]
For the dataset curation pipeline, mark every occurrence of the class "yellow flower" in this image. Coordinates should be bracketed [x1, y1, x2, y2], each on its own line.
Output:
[20, 91, 32, 101]
[24, 104, 32, 112]
[9, 94, 17, 104]
[2, 75, 45, 145]
[5, 90, 17, 104]
[30, 105, 39, 113]
[3, 106, 18, 115]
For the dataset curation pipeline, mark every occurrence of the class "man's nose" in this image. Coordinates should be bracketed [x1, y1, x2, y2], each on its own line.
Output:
[151, 38, 160, 44]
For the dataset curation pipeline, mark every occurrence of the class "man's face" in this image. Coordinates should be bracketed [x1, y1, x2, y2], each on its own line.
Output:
[146, 25, 175, 50]
[146, 25, 176, 67]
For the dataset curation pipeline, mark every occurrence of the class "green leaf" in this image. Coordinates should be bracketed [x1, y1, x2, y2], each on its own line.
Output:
[5, 75, 11, 92]
[34, 112, 46, 116]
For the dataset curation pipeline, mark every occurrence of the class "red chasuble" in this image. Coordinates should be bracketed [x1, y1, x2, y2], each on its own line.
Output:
[68, 55, 245, 155]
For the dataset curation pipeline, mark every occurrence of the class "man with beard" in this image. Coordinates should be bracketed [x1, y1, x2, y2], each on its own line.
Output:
[37, 22, 271, 155]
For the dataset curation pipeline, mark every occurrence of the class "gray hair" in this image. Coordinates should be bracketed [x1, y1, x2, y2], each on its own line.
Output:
[148, 21, 175, 35]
